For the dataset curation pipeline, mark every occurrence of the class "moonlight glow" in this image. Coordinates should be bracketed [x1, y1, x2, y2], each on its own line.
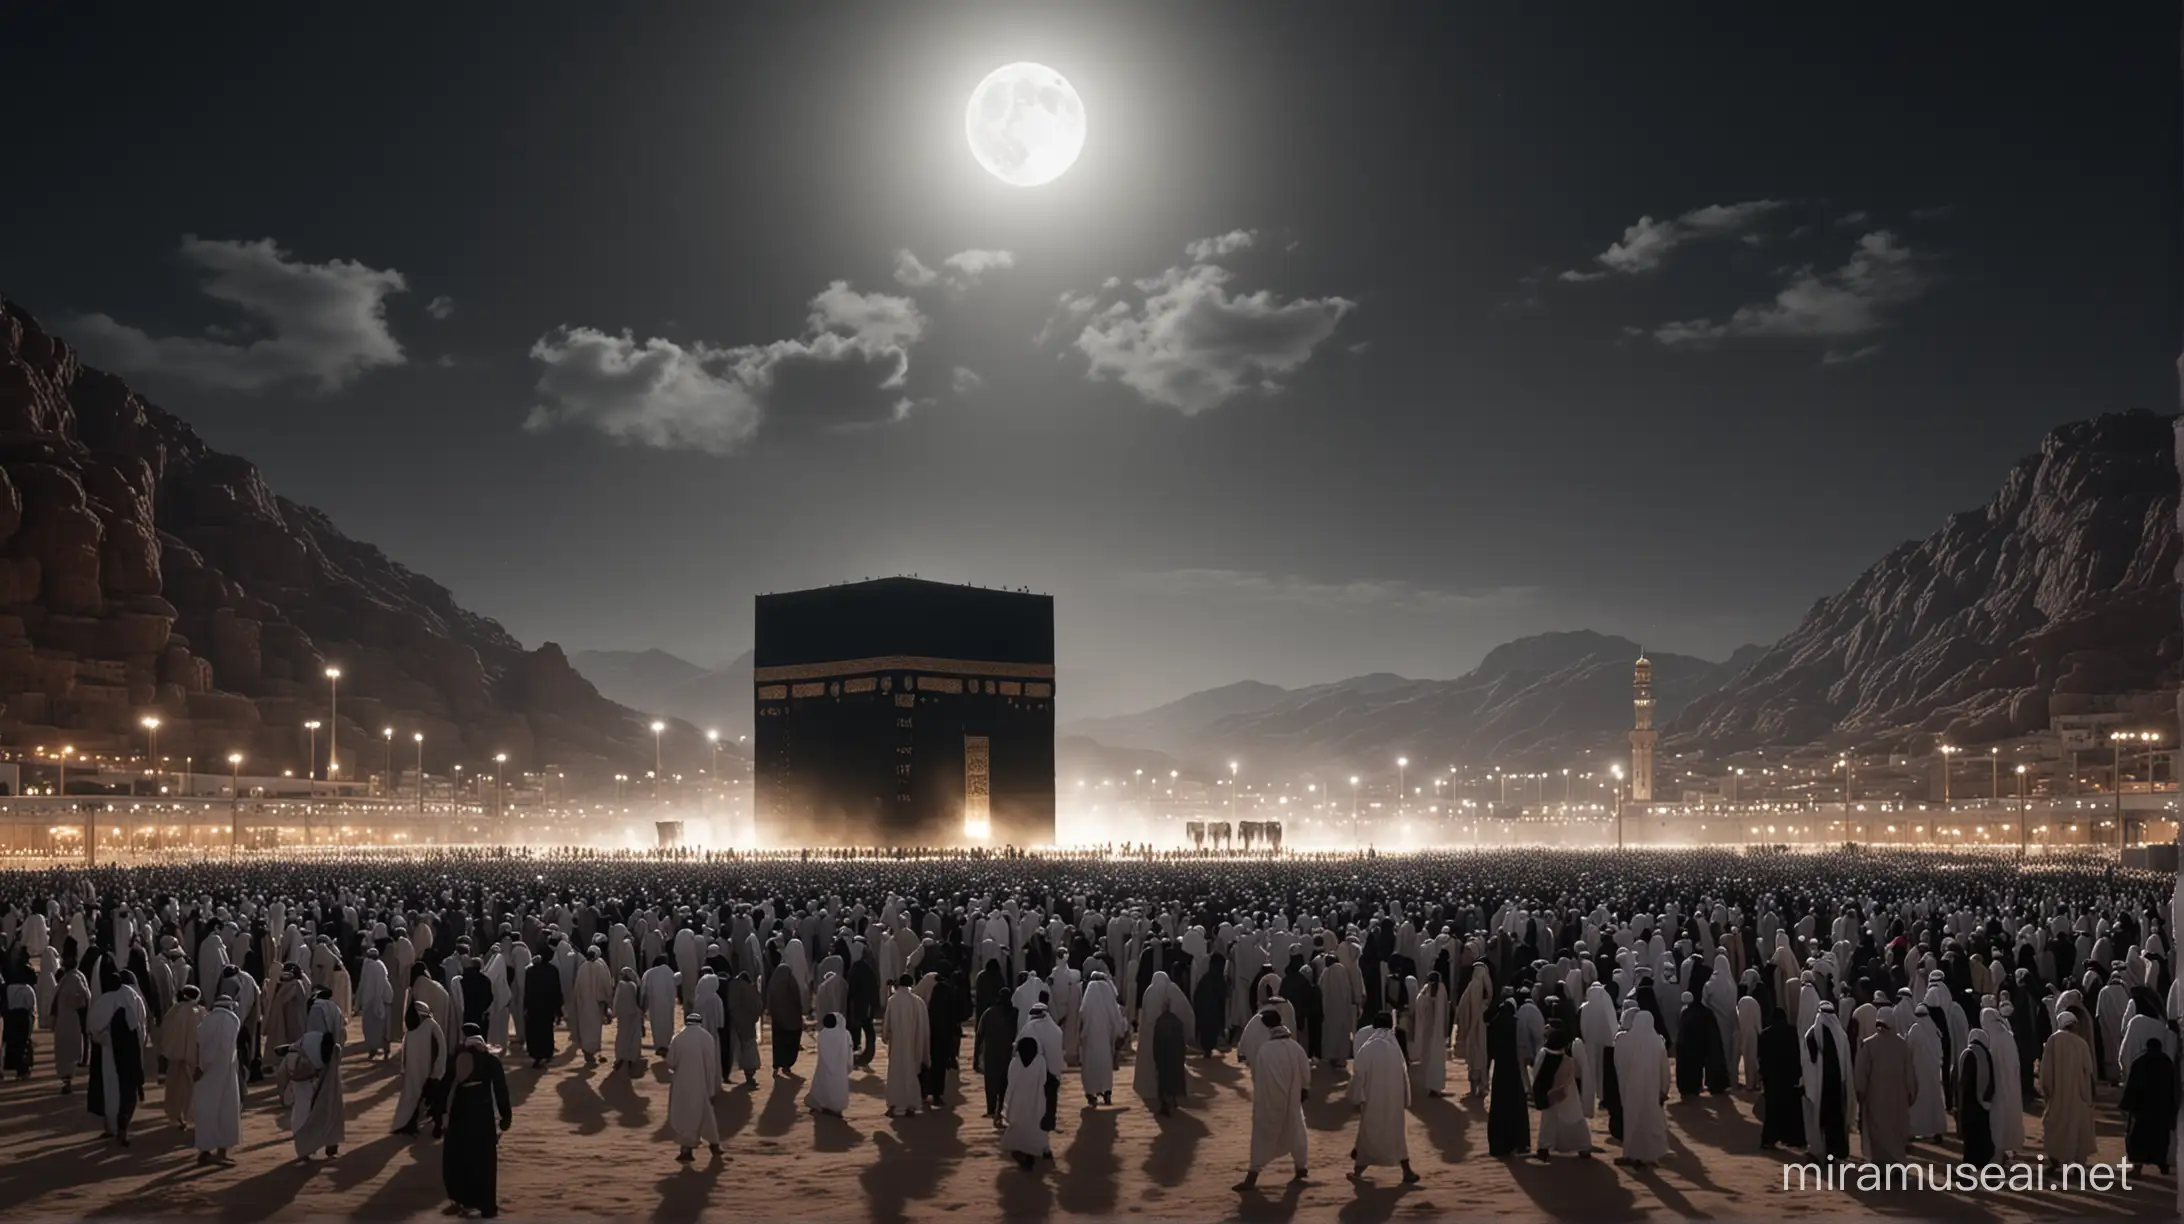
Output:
[965, 62, 1085, 187]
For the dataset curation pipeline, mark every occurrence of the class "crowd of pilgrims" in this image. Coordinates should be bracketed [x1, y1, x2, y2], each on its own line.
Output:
[0, 847, 2179, 1212]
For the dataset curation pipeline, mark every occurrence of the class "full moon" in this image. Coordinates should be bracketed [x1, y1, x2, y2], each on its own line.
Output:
[965, 62, 1085, 187]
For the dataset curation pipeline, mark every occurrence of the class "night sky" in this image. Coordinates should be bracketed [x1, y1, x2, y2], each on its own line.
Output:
[1, 5, 2174, 717]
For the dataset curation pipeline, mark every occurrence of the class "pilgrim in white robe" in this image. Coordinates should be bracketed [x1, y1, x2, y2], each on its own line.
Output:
[808, 1014, 852, 1115]
[393, 1012, 446, 1132]
[1411, 982, 1450, 1095]
[666, 1017, 723, 1153]
[882, 986, 930, 1114]
[192, 1003, 243, 1152]
[2040, 1021, 2098, 1165]
[285, 1029, 345, 1158]
[641, 963, 680, 1053]
[1348, 1028, 1412, 1167]
[571, 953, 614, 1058]
[612, 976, 645, 1067]
[1078, 977, 1125, 1098]
[1533, 1038, 1592, 1154]
[1246, 1028, 1312, 1175]
[1905, 1013, 1947, 1139]
[999, 1045, 1051, 1161]
[1614, 1012, 1671, 1164]
[1981, 1008, 2026, 1154]
[356, 955, 393, 1057]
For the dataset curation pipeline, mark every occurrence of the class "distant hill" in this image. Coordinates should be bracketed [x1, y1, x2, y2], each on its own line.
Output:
[572, 648, 753, 744]
[1062, 630, 1759, 771]
[1670, 412, 2180, 750]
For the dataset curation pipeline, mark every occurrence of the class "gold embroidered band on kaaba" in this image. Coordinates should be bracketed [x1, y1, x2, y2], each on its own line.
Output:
[753, 655, 1057, 683]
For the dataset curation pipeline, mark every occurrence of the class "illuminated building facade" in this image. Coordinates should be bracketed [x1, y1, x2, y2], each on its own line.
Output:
[753, 577, 1055, 847]
[1629, 652, 1657, 803]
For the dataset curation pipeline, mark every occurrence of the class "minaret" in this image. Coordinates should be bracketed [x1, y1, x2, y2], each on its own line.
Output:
[1629, 651, 1656, 804]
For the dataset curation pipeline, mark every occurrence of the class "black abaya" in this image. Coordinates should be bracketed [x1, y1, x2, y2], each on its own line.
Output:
[1756, 1016, 1807, 1148]
[1485, 1004, 1529, 1157]
[2120, 1045, 2176, 1172]
[1956, 1041, 1997, 1168]
[521, 962, 562, 1062]
[441, 1050, 511, 1215]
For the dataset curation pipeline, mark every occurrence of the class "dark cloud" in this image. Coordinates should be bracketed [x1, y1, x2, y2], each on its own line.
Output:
[1651, 231, 1932, 355]
[526, 281, 926, 452]
[69, 236, 407, 392]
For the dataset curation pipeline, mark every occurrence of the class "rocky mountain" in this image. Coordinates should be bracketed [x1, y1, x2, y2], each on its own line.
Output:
[1063, 631, 1759, 772]
[571, 647, 753, 745]
[0, 294, 672, 781]
[1063, 680, 1292, 752]
[1670, 411, 2180, 750]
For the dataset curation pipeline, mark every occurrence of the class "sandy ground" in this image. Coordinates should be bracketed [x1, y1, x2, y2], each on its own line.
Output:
[3, 1022, 2175, 1223]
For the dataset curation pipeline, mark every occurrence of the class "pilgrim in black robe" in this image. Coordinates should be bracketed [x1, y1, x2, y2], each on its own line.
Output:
[1192, 955, 1229, 1054]
[975, 1003, 1016, 1115]
[521, 961, 563, 1065]
[107, 1004, 145, 1138]
[2119, 1041, 2176, 1173]
[1675, 998, 1729, 1097]
[440, 1048, 511, 1216]
[1601, 1042, 1624, 1140]
[1955, 1039, 1998, 1168]
[923, 976, 960, 1105]
[1809, 1025, 1850, 1161]
[1756, 1011, 1807, 1148]
[1485, 1001, 1529, 1157]
[1152, 1008, 1187, 1113]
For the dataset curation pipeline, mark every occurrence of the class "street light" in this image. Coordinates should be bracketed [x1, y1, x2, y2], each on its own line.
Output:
[1611, 763, 1626, 849]
[140, 716, 161, 797]
[1349, 775, 1360, 847]
[1396, 757, 1408, 820]
[304, 721, 322, 797]
[2015, 764, 2028, 857]
[1228, 761, 1239, 826]
[324, 666, 341, 788]
[706, 729, 721, 808]
[494, 753, 507, 821]
[1938, 743, 1960, 807]
[413, 732, 425, 814]
[383, 727, 395, 797]
[652, 721, 667, 800]
[1989, 746, 1999, 802]
[227, 752, 243, 853]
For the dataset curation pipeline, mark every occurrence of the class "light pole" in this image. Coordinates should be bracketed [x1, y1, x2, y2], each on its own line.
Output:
[1349, 775, 1360, 848]
[615, 773, 627, 803]
[652, 721, 666, 800]
[414, 733, 425, 814]
[227, 752, 243, 853]
[324, 666, 341, 791]
[1228, 760, 1239, 828]
[304, 721, 321, 796]
[494, 753, 507, 823]
[382, 727, 394, 797]
[1989, 746, 1999, 802]
[1396, 757, 1408, 821]
[141, 716, 161, 796]
[57, 744, 72, 799]
[1562, 767, 1571, 809]
[1938, 743, 1959, 807]
[1612, 763, 1625, 849]
[2015, 763, 2028, 857]
[706, 729, 721, 808]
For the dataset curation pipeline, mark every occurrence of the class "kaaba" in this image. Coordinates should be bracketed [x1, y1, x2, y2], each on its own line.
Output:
[753, 577, 1056, 847]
